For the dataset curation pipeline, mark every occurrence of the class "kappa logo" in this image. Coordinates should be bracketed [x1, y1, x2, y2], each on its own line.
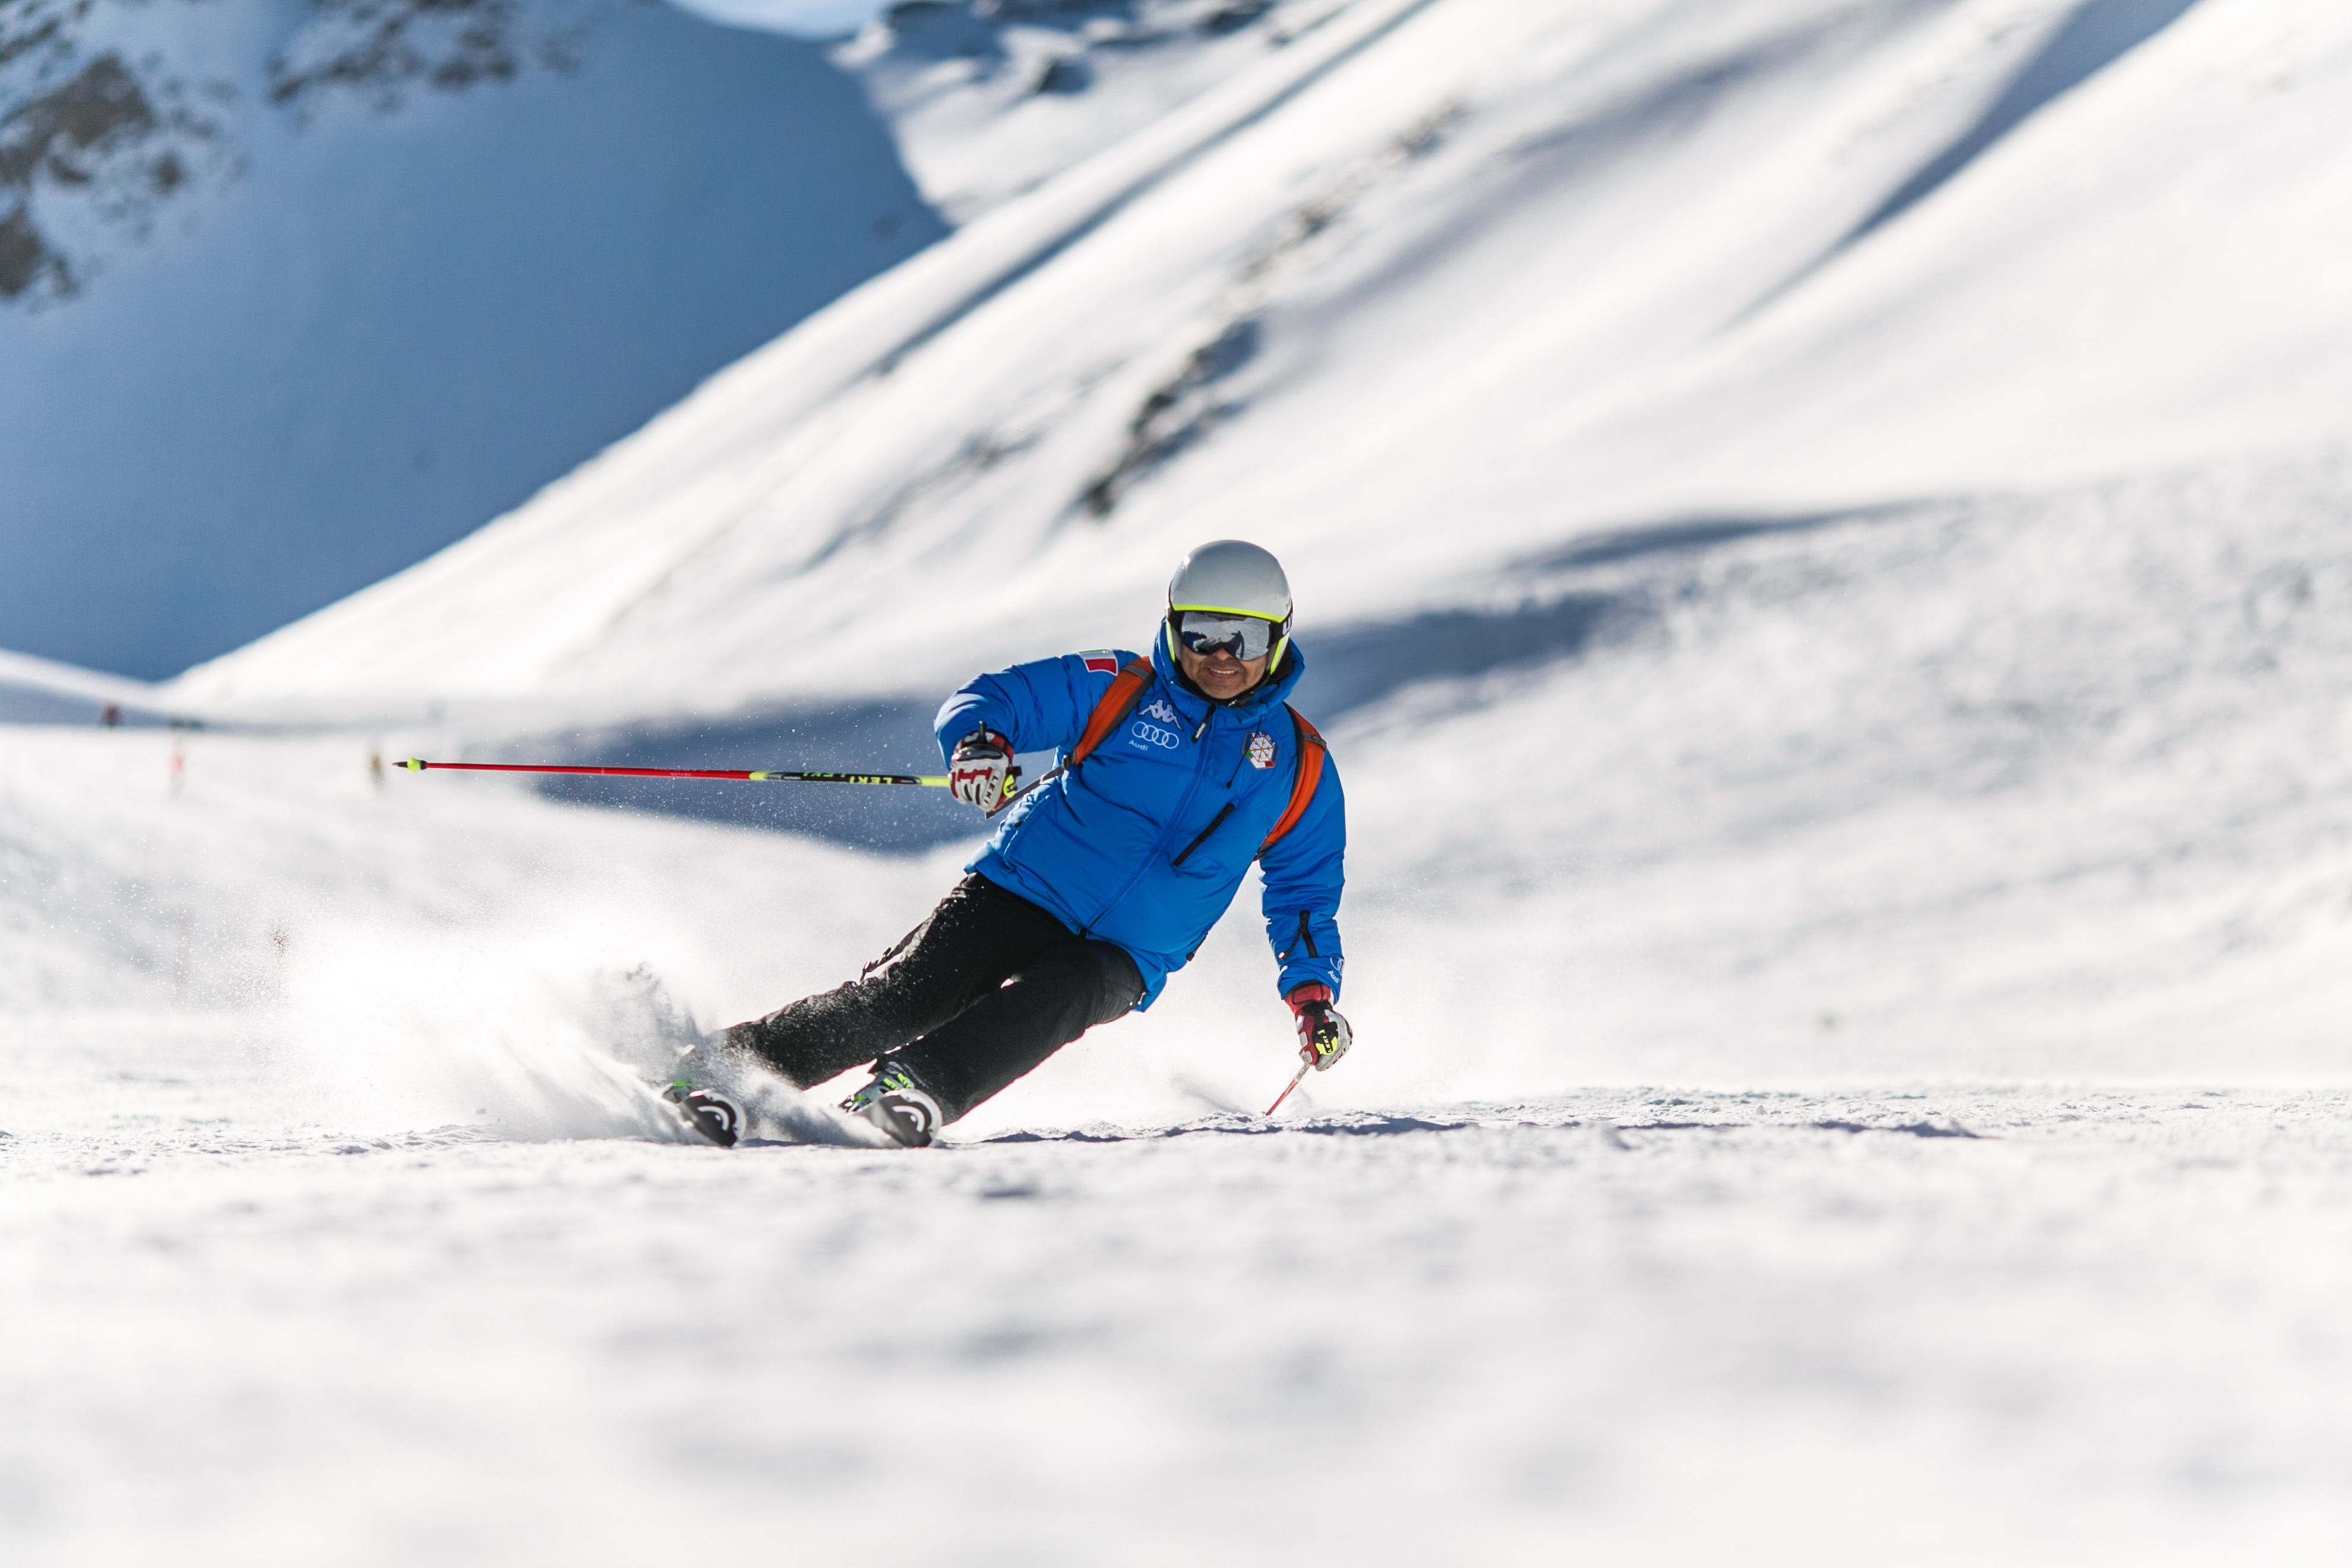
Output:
[1130, 721, 1181, 750]
[1246, 731, 1277, 769]
[1140, 698, 1181, 726]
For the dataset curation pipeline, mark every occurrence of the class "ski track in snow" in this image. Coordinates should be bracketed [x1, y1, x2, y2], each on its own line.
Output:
[5, 1034, 2352, 1562]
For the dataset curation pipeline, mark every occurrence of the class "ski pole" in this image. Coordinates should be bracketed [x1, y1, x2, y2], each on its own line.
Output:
[1264, 1061, 1312, 1118]
[398, 758, 953, 787]
[396, 757, 1035, 815]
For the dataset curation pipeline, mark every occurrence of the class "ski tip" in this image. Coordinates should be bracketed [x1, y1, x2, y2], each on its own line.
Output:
[663, 1080, 742, 1149]
[402, 757, 428, 772]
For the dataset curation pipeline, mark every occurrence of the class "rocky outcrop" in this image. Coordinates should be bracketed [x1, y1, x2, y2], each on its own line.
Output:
[267, 0, 604, 110]
[0, 7, 230, 301]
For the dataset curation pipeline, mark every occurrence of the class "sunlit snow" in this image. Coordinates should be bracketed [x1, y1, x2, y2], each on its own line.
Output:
[6, 0, 2352, 1559]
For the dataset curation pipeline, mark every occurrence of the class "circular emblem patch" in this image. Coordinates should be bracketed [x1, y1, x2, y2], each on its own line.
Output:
[1246, 731, 1277, 770]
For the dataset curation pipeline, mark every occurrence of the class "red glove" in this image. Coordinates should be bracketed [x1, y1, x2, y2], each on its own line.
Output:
[1285, 983, 1352, 1071]
[949, 728, 1013, 813]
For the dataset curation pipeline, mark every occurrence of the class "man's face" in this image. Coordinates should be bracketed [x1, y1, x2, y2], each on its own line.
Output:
[1176, 636, 1270, 700]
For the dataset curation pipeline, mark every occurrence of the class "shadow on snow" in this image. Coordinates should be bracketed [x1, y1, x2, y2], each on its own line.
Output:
[1741, 0, 2204, 319]
[973, 1113, 1985, 1144]
[524, 508, 1882, 852]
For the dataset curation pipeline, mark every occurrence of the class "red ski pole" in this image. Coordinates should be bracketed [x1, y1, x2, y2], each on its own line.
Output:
[398, 758, 951, 787]
[400, 757, 1044, 815]
[1264, 1060, 1312, 1118]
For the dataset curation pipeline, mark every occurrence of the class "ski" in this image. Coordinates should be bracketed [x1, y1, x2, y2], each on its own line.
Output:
[663, 1081, 742, 1149]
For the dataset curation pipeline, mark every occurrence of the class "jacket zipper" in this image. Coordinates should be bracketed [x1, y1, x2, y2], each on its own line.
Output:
[1292, 908, 1319, 959]
[1079, 679, 1218, 931]
[1171, 804, 1234, 868]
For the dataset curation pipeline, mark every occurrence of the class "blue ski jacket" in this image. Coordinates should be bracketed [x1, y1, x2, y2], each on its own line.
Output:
[934, 632, 1345, 1009]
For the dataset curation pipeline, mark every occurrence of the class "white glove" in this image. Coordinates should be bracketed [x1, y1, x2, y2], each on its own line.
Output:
[949, 728, 1013, 813]
[1286, 984, 1352, 1070]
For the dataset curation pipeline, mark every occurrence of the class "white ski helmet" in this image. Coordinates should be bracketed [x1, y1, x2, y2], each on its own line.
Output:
[1166, 539, 1293, 669]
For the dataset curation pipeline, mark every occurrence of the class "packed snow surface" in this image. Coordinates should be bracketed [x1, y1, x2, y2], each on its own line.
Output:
[10, 441, 2352, 1552]
[3, 712, 2350, 1557]
[8, 1042, 2352, 1561]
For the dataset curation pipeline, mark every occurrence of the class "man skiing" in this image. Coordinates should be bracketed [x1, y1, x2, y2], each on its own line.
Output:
[672, 539, 1351, 1147]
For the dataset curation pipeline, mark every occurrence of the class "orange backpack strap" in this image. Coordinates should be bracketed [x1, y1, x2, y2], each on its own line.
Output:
[1257, 705, 1327, 858]
[1067, 659, 1156, 767]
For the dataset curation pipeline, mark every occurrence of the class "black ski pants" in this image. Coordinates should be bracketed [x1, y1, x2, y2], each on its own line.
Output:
[721, 874, 1144, 1124]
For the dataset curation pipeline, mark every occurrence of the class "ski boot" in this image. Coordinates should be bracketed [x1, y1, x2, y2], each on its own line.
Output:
[840, 1063, 943, 1149]
[664, 1080, 742, 1148]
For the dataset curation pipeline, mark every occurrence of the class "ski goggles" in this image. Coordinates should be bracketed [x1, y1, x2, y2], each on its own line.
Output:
[1172, 610, 1284, 661]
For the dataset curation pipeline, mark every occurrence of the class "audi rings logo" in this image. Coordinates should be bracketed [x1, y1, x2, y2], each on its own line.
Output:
[1130, 720, 1181, 750]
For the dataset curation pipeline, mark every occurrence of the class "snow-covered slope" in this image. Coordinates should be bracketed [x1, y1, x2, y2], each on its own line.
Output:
[63, 0, 2333, 1085]
[10, 9, 2352, 1550]
[0, 647, 179, 726]
[0, 0, 943, 680]
[833, 0, 1356, 224]
[173, 0, 2352, 713]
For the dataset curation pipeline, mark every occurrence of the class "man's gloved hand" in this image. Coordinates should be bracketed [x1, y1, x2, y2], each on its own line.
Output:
[1285, 982, 1352, 1070]
[949, 728, 1013, 813]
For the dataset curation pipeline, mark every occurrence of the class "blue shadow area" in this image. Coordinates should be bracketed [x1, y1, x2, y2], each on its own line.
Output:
[1287, 511, 1869, 722]
[0, 683, 135, 726]
[1526, 511, 1856, 571]
[0, 667, 193, 728]
[1845, 0, 2204, 245]
[1738, 0, 2202, 320]
[1287, 595, 1632, 722]
[0, 5, 947, 680]
[540, 511, 1884, 852]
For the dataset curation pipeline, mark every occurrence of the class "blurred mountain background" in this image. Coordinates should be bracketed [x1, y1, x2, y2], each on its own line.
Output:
[1, 0, 930, 679]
